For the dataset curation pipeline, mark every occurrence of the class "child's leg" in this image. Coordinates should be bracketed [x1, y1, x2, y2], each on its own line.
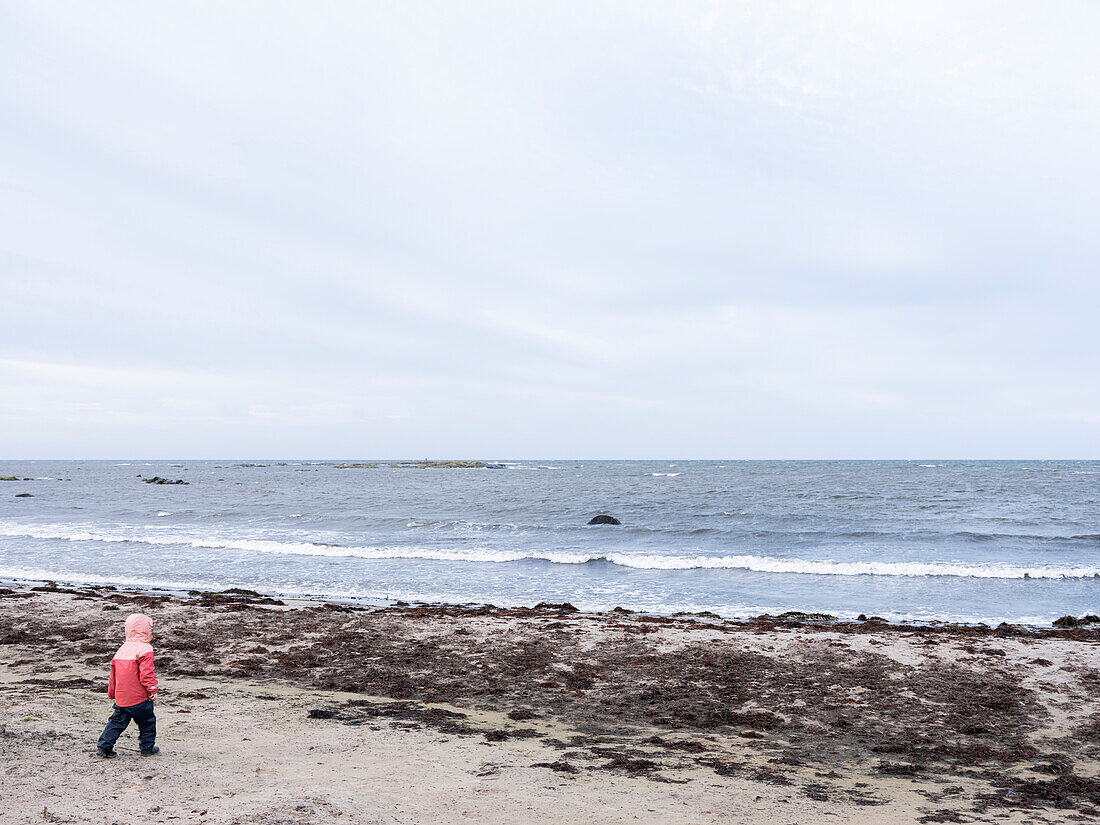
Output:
[97, 705, 132, 751]
[129, 700, 157, 753]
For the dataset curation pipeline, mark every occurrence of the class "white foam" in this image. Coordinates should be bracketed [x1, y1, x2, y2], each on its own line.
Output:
[156, 511, 172, 517]
[0, 566, 222, 592]
[649, 472, 682, 477]
[2, 521, 1099, 579]
[0, 567, 1085, 625]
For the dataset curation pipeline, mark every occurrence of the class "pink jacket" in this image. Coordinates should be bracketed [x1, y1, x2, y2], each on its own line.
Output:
[107, 614, 159, 707]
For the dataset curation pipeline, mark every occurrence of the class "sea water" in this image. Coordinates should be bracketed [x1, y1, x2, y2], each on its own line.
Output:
[0, 460, 1097, 624]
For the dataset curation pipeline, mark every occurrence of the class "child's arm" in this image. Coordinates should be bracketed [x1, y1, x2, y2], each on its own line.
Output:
[136, 650, 159, 700]
[107, 661, 116, 701]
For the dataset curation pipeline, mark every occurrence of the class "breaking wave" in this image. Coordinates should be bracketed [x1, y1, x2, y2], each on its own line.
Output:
[2, 522, 1098, 580]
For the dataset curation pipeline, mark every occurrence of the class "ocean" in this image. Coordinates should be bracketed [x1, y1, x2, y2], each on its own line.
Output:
[1, 460, 1097, 624]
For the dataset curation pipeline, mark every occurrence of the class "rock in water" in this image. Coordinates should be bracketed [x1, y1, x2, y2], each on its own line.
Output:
[774, 611, 838, 623]
[587, 514, 621, 525]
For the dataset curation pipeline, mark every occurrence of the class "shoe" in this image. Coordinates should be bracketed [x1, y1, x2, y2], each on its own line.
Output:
[140, 746, 160, 756]
[97, 747, 117, 759]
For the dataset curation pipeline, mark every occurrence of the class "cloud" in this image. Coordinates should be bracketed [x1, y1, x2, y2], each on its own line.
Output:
[0, 1, 1097, 457]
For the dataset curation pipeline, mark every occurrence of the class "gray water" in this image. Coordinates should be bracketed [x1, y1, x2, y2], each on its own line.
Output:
[1, 460, 1097, 623]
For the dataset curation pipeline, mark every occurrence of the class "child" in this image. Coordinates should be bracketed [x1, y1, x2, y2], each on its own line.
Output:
[96, 612, 160, 757]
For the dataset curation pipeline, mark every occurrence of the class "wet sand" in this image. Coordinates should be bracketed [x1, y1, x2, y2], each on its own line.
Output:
[2, 584, 1099, 824]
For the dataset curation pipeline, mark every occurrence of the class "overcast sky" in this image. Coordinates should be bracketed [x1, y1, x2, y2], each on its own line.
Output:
[2, 1, 1098, 459]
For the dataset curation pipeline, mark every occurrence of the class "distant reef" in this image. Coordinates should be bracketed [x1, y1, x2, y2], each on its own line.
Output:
[336, 460, 505, 469]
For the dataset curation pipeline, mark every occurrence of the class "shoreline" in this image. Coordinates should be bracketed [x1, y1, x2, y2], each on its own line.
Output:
[4, 582, 1100, 823]
[3, 574, 1095, 632]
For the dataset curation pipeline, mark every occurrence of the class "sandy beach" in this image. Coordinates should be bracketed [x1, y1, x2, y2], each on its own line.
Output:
[2, 584, 1099, 824]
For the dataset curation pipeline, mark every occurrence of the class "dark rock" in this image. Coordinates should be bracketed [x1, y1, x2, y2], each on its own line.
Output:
[141, 476, 189, 485]
[587, 515, 621, 525]
[1081, 615, 1100, 625]
[673, 610, 722, 619]
[1053, 615, 1081, 628]
[15, 493, 33, 498]
[534, 602, 579, 612]
[775, 611, 838, 623]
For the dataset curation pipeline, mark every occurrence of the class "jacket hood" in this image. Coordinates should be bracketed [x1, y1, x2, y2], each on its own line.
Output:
[124, 613, 154, 643]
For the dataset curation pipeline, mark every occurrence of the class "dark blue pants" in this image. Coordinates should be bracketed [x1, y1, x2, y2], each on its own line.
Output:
[98, 699, 156, 752]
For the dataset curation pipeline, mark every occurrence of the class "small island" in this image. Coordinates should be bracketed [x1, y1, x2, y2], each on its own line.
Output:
[335, 460, 505, 469]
